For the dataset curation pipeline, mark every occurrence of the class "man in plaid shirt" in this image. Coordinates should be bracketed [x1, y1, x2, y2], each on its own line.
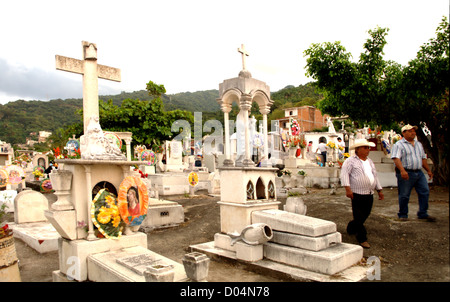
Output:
[340, 139, 384, 249]
[391, 124, 435, 222]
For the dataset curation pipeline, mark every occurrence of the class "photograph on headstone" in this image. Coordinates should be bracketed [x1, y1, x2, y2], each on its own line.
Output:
[0, 1, 448, 287]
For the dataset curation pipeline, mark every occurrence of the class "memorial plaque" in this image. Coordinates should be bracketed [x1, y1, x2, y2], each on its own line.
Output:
[116, 254, 159, 275]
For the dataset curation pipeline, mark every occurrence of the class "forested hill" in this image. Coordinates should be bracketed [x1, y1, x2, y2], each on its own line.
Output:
[0, 89, 221, 145]
[0, 83, 322, 145]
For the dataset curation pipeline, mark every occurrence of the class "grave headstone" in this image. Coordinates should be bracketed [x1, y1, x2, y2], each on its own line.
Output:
[14, 190, 49, 224]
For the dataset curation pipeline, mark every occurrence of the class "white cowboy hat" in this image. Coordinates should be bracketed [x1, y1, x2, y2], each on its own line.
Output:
[401, 124, 418, 132]
[349, 139, 375, 150]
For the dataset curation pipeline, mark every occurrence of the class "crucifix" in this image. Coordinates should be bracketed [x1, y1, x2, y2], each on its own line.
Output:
[238, 44, 249, 70]
[55, 41, 121, 133]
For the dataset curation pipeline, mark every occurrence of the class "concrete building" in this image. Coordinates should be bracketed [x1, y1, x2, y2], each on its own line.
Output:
[276, 106, 329, 133]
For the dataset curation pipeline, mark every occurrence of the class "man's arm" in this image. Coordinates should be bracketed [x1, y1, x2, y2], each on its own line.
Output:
[392, 158, 409, 180]
[422, 158, 433, 180]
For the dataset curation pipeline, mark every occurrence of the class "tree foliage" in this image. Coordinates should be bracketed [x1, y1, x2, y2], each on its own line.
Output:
[304, 17, 449, 185]
[99, 81, 194, 149]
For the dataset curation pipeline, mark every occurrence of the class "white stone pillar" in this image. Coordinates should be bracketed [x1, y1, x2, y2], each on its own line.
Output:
[124, 137, 132, 161]
[82, 42, 99, 134]
[260, 106, 270, 161]
[240, 95, 254, 166]
[83, 165, 97, 241]
[221, 103, 233, 166]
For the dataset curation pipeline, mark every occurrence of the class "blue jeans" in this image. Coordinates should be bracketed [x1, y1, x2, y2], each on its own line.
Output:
[396, 170, 430, 219]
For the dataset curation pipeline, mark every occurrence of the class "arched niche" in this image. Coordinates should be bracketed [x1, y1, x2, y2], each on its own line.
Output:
[268, 180, 276, 199]
[92, 181, 118, 200]
[255, 177, 266, 200]
[246, 181, 255, 200]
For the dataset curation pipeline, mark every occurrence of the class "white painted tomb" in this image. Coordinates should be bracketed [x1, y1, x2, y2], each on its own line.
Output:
[190, 45, 366, 281]
[8, 190, 60, 253]
[47, 41, 202, 282]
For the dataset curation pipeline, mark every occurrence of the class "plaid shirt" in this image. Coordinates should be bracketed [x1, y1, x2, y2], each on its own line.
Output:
[340, 155, 382, 194]
[390, 138, 426, 170]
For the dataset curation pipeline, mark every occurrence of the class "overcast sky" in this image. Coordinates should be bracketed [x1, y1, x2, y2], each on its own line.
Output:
[0, 0, 448, 105]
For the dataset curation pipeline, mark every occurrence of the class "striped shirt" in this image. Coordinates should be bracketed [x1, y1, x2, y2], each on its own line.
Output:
[340, 155, 382, 195]
[390, 138, 426, 170]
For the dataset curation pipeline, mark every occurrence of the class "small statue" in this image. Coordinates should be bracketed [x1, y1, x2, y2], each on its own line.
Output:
[80, 117, 126, 161]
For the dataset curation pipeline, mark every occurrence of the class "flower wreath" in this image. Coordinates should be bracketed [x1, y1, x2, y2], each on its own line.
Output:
[290, 119, 300, 136]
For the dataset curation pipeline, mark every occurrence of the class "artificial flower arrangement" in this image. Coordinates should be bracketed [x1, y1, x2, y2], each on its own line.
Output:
[337, 152, 351, 167]
[32, 170, 44, 178]
[326, 141, 336, 149]
[133, 167, 148, 178]
[288, 136, 307, 148]
[67, 148, 81, 159]
[154, 144, 164, 154]
[282, 169, 292, 176]
[297, 170, 307, 176]
[0, 203, 12, 239]
[91, 189, 124, 239]
[53, 146, 81, 159]
[290, 119, 300, 136]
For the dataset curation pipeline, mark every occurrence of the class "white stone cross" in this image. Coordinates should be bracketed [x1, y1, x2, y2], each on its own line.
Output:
[238, 44, 249, 70]
[55, 41, 121, 133]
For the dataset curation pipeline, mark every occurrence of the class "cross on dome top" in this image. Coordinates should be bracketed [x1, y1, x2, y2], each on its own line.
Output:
[238, 44, 249, 71]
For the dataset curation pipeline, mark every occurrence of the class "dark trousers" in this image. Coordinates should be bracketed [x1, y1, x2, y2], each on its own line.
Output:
[347, 193, 374, 243]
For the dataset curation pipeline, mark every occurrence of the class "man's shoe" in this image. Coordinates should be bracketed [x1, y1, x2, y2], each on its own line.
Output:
[419, 216, 436, 222]
[396, 217, 408, 221]
[360, 241, 371, 249]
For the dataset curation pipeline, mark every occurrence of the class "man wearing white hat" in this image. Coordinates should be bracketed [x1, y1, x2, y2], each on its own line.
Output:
[340, 139, 384, 249]
[391, 124, 435, 222]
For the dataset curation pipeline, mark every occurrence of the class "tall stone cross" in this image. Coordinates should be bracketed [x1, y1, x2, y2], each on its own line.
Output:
[55, 41, 121, 133]
[238, 44, 249, 70]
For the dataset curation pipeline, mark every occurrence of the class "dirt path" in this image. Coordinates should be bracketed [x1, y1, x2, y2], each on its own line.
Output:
[11, 185, 449, 282]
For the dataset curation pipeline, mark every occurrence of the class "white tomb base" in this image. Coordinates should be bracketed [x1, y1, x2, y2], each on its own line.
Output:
[9, 221, 60, 253]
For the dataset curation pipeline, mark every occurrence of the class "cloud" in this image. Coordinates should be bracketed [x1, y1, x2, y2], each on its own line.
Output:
[0, 58, 121, 104]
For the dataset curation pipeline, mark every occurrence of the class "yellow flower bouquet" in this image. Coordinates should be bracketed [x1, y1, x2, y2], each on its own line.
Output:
[91, 189, 124, 239]
[32, 170, 44, 177]
[326, 141, 336, 149]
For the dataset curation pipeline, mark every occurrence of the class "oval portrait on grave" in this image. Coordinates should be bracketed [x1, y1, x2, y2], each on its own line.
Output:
[188, 171, 199, 187]
[117, 176, 149, 226]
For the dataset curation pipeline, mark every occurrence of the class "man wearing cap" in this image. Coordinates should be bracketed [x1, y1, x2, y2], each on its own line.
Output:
[391, 124, 435, 222]
[341, 139, 384, 249]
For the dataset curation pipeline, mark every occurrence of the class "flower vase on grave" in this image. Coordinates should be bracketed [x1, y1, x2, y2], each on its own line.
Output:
[282, 174, 291, 188]
[182, 252, 210, 282]
[49, 169, 74, 211]
[296, 174, 305, 187]
[301, 148, 306, 159]
[288, 148, 297, 158]
[144, 263, 175, 282]
[284, 196, 307, 215]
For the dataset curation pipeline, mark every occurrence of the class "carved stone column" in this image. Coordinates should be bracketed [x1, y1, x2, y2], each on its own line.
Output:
[83, 165, 97, 241]
[260, 105, 271, 165]
[240, 95, 254, 166]
[221, 103, 234, 167]
[124, 137, 132, 161]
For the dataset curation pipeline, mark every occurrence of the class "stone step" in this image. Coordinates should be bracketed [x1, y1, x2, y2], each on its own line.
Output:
[87, 246, 188, 282]
[271, 231, 342, 252]
[252, 209, 336, 237]
[264, 242, 363, 275]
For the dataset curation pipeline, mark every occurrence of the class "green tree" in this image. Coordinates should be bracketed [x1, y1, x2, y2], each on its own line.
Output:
[99, 81, 194, 150]
[304, 17, 449, 185]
